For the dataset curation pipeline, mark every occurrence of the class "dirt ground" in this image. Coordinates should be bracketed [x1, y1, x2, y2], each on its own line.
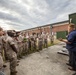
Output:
[4, 42, 75, 75]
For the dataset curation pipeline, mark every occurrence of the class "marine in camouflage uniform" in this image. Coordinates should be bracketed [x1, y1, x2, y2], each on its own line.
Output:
[0, 53, 5, 75]
[33, 33, 37, 51]
[30, 37, 34, 52]
[44, 34, 48, 48]
[22, 33, 29, 55]
[24, 39, 28, 55]
[0, 27, 6, 75]
[17, 32, 23, 59]
[3, 31, 18, 75]
[28, 37, 31, 53]
[38, 34, 43, 51]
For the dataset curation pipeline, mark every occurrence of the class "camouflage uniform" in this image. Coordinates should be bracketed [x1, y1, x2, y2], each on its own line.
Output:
[2, 32, 9, 61]
[13, 37, 20, 60]
[3, 36, 17, 75]
[17, 35, 24, 58]
[0, 54, 5, 75]
[44, 34, 48, 48]
[33, 35, 37, 51]
[0, 37, 4, 71]
[22, 34, 28, 55]
[38, 34, 43, 50]
[0, 36, 6, 75]
[36, 37, 39, 50]
[0, 53, 3, 71]
[24, 41, 28, 54]
[30, 37, 35, 52]
[51, 35, 54, 44]
[28, 38, 31, 53]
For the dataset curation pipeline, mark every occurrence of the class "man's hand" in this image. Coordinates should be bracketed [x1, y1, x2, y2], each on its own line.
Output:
[58, 38, 71, 44]
[58, 38, 63, 41]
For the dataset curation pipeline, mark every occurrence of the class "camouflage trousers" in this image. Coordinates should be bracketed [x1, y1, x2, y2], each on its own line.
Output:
[44, 40, 48, 48]
[38, 40, 43, 50]
[6, 51, 17, 73]
[0, 54, 4, 72]
[0, 71, 5, 75]
[18, 43, 23, 58]
[24, 42, 29, 54]
[0, 54, 6, 75]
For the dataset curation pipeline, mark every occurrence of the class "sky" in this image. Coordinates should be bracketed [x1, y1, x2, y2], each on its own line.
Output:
[0, 0, 76, 31]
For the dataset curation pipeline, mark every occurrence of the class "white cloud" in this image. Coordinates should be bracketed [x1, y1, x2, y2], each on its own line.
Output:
[0, 19, 13, 30]
[0, 0, 76, 30]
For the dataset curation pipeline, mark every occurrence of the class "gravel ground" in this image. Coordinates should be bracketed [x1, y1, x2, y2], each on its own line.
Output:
[16, 42, 74, 75]
[4, 42, 75, 75]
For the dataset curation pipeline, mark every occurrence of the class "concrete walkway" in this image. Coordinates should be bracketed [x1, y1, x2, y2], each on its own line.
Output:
[16, 42, 74, 75]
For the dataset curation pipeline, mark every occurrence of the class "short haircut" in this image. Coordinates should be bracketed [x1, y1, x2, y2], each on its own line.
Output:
[69, 23, 75, 28]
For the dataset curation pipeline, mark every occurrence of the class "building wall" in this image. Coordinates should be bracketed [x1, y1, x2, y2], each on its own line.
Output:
[25, 26, 51, 35]
[23, 21, 69, 36]
[52, 24, 69, 33]
[42, 26, 50, 33]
